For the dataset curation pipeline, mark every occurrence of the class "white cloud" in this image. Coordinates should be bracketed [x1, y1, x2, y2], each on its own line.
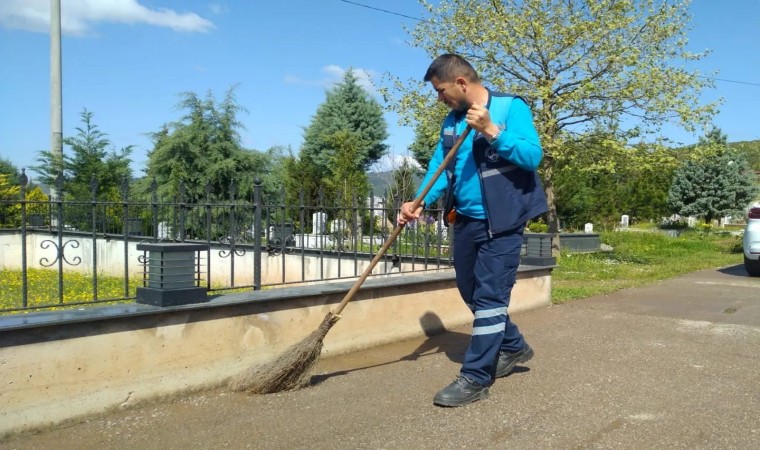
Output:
[0, 0, 214, 35]
[285, 65, 379, 96]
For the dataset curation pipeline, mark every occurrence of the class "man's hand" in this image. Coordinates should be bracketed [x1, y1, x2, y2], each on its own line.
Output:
[466, 103, 501, 139]
[397, 201, 423, 225]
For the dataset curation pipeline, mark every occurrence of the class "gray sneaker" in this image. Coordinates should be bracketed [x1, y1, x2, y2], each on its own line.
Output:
[433, 376, 489, 407]
[495, 344, 534, 378]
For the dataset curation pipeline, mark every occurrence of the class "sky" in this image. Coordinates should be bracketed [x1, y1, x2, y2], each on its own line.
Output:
[0, 0, 759, 181]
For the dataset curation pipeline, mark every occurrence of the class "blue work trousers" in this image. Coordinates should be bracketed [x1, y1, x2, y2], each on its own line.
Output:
[453, 215, 526, 385]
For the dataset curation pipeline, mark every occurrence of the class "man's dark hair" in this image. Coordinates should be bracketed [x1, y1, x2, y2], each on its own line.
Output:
[424, 54, 480, 83]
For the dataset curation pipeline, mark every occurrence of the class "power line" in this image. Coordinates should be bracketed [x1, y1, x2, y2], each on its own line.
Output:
[338, 0, 424, 22]
[337, 1, 760, 88]
[699, 76, 760, 87]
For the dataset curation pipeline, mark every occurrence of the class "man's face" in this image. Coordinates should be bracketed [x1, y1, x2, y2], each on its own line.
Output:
[429, 76, 468, 112]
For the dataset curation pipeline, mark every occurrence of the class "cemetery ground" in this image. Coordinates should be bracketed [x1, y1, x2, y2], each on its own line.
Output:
[551, 227, 743, 303]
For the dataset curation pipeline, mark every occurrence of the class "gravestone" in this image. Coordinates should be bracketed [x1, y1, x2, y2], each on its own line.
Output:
[157, 222, 171, 239]
[371, 197, 386, 220]
[687, 216, 697, 228]
[312, 212, 327, 234]
[330, 219, 347, 235]
[620, 215, 629, 228]
[584, 223, 593, 234]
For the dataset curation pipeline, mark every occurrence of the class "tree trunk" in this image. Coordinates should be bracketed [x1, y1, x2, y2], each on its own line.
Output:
[541, 159, 561, 256]
[543, 160, 559, 233]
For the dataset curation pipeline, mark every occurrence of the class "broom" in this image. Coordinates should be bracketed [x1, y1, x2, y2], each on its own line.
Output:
[230, 125, 473, 394]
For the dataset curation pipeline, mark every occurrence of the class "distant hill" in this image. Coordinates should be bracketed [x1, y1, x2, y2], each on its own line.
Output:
[728, 140, 760, 171]
[367, 171, 395, 195]
[367, 171, 423, 195]
[672, 139, 760, 171]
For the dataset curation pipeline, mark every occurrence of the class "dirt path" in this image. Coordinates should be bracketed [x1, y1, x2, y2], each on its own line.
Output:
[2, 265, 760, 450]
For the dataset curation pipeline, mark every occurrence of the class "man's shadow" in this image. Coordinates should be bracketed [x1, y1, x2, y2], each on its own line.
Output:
[310, 312, 470, 386]
[399, 311, 530, 379]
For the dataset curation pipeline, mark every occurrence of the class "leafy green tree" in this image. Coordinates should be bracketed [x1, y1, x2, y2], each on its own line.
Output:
[668, 150, 758, 224]
[301, 70, 389, 176]
[384, 0, 718, 232]
[621, 145, 677, 222]
[0, 173, 21, 226]
[0, 161, 48, 227]
[33, 109, 132, 200]
[553, 134, 677, 228]
[23, 186, 50, 225]
[408, 104, 448, 171]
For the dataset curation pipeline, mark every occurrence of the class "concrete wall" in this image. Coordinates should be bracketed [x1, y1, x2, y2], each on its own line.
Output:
[0, 267, 552, 436]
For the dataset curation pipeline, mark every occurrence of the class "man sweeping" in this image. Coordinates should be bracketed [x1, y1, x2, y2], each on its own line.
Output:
[398, 54, 548, 407]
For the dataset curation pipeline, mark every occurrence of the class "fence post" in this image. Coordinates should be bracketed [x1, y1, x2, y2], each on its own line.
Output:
[91, 175, 99, 301]
[279, 186, 286, 284]
[228, 180, 237, 287]
[178, 180, 186, 242]
[318, 186, 325, 280]
[299, 188, 305, 282]
[55, 173, 64, 304]
[204, 182, 212, 292]
[150, 178, 158, 242]
[253, 178, 262, 290]
[20, 170, 28, 308]
[121, 176, 130, 297]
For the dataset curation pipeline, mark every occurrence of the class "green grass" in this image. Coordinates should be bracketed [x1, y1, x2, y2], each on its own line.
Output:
[552, 229, 743, 304]
[0, 269, 140, 313]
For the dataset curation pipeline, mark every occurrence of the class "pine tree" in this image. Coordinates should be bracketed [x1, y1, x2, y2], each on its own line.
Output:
[33, 109, 132, 201]
[0, 157, 20, 180]
[669, 150, 758, 224]
[301, 70, 388, 177]
[322, 130, 371, 235]
[142, 87, 275, 239]
[143, 88, 268, 204]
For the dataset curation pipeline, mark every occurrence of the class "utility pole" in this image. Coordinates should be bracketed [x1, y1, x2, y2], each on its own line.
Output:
[50, 0, 62, 199]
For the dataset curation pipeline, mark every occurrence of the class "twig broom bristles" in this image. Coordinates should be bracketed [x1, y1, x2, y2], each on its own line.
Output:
[230, 126, 472, 394]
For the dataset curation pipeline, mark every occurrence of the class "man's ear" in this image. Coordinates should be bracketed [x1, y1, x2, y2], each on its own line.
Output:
[455, 77, 467, 90]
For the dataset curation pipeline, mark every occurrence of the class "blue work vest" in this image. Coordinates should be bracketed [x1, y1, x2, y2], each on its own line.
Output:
[443, 92, 548, 234]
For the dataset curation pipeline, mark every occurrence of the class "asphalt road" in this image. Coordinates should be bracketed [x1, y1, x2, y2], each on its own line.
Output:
[2, 264, 759, 450]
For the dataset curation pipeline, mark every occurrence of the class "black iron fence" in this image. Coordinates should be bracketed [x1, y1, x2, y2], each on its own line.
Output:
[0, 172, 457, 313]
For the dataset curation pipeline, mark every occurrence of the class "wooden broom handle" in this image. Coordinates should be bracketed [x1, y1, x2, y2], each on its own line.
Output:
[332, 125, 472, 317]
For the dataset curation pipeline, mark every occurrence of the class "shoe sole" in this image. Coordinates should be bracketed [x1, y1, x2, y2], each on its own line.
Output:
[495, 346, 534, 378]
[433, 388, 489, 407]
